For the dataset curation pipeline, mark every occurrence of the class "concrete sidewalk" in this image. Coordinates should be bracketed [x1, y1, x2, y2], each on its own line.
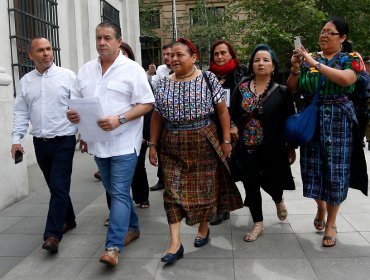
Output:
[1, 150, 370, 280]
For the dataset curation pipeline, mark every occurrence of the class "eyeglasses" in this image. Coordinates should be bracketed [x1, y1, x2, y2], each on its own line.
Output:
[320, 31, 340, 36]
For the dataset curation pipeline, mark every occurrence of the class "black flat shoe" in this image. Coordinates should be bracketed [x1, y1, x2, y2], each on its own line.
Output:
[161, 244, 184, 263]
[194, 229, 210, 247]
[149, 182, 164, 191]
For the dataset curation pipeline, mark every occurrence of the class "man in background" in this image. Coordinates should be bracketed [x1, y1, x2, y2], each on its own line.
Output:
[147, 44, 172, 191]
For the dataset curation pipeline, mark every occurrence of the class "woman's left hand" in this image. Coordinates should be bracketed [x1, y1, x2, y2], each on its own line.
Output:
[221, 143, 232, 160]
[288, 149, 296, 165]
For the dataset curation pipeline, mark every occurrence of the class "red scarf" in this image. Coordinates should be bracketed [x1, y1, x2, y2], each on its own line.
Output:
[210, 59, 238, 77]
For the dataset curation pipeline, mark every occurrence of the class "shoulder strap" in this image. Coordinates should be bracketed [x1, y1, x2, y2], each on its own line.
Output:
[260, 82, 279, 105]
[312, 52, 342, 104]
[202, 71, 212, 92]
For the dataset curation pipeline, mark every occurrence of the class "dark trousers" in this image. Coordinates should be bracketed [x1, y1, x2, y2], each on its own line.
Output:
[106, 142, 149, 208]
[33, 135, 76, 241]
[156, 141, 164, 185]
[242, 150, 283, 223]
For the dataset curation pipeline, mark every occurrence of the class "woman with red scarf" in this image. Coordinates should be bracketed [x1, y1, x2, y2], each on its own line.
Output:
[209, 40, 248, 226]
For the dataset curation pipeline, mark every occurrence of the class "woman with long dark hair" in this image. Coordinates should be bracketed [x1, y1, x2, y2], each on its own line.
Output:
[287, 16, 367, 247]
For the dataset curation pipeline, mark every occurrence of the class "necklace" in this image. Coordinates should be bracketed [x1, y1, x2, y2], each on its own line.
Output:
[175, 66, 196, 80]
[253, 78, 271, 96]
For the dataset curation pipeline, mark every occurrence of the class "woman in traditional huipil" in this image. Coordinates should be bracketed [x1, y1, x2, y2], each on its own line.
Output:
[149, 37, 242, 263]
[287, 17, 367, 247]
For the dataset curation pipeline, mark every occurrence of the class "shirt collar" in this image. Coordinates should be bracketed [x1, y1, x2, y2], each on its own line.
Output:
[35, 63, 56, 76]
[97, 51, 125, 69]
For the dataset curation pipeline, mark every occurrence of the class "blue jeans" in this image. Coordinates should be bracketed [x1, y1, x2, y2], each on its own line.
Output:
[33, 135, 76, 241]
[95, 153, 139, 251]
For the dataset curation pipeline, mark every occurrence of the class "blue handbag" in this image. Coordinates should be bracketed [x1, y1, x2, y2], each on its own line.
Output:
[285, 54, 339, 146]
[284, 83, 321, 146]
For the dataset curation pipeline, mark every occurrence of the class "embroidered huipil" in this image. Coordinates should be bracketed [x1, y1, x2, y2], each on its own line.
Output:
[154, 71, 225, 122]
[298, 52, 361, 98]
[238, 81, 263, 146]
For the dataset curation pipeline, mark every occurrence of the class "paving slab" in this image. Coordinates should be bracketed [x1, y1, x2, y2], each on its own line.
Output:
[1, 150, 370, 279]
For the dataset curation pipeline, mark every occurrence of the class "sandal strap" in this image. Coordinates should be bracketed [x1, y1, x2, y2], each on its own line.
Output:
[325, 225, 337, 232]
[323, 235, 336, 241]
[245, 222, 264, 240]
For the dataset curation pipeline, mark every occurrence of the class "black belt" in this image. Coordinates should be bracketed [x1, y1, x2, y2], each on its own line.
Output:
[34, 135, 70, 142]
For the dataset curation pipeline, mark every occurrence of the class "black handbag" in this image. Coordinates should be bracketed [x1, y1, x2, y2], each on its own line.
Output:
[202, 71, 223, 140]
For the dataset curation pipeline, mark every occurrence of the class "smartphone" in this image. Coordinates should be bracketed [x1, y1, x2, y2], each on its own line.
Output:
[14, 150, 23, 164]
[294, 36, 302, 50]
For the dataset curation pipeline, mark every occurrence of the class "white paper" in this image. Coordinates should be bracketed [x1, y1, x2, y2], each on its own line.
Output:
[224, 88, 231, 107]
[66, 97, 113, 142]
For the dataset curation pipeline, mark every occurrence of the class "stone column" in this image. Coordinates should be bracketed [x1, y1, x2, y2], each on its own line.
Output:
[0, 67, 29, 210]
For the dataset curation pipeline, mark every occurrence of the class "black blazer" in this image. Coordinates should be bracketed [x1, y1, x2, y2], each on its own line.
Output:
[230, 79, 296, 190]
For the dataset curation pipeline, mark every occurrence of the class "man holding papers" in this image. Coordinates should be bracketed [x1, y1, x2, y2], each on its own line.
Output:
[67, 21, 154, 267]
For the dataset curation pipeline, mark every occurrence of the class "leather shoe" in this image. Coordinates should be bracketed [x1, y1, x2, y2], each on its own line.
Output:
[149, 182, 164, 191]
[194, 229, 210, 247]
[62, 221, 76, 234]
[210, 212, 230, 226]
[99, 247, 119, 267]
[123, 229, 140, 246]
[161, 244, 184, 263]
[42, 236, 59, 253]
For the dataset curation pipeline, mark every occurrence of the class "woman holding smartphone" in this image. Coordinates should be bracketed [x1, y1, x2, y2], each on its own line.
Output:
[287, 16, 367, 247]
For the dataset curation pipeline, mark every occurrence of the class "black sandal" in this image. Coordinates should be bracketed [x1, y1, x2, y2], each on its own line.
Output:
[314, 208, 326, 231]
[322, 225, 337, 247]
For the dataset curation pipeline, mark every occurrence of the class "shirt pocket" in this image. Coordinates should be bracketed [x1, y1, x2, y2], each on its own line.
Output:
[106, 81, 132, 111]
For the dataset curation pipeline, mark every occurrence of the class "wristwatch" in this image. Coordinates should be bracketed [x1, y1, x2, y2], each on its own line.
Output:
[314, 62, 321, 70]
[118, 114, 127, 125]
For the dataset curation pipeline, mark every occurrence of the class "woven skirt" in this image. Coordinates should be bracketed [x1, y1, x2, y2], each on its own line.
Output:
[161, 122, 242, 225]
[300, 101, 356, 205]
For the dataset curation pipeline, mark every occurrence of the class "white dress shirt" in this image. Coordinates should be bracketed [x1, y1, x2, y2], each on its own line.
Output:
[12, 64, 77, 144]
[148, 64, 171, 90]
[72, 53, 154, 158]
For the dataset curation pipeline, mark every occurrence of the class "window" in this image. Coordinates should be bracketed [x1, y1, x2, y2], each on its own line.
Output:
[100, 0, 120, 25]
[190, 6, 225, 26]
[8, 0, 61, 95]
[140, 36, 161, 71]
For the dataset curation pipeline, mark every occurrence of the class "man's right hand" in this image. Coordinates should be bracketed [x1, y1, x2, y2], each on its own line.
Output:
[79, 139, 88, 153]
[11, 144, 24, 159]
[66, 109, 80, 124]
[147, 64, 156, 76]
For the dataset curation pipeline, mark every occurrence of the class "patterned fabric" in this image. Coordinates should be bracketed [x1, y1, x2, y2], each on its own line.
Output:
[238, 80, 264, 146]
[161, 122, 243, 225]
[154, 71, 225, 122]
[298, 52, 361, 205]
[298, 52, 361, 98]
[300, 102, 355, 204]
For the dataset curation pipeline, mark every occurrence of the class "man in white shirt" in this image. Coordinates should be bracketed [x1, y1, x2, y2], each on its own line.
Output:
[11, 37, 77, 254]
[147, 44, 172, 191]
[67, 21, 154, 267]
[147, 43, 172, 90]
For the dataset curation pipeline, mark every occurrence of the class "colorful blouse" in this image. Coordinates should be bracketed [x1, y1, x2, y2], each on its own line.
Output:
[298, 52, 361, 98]
[154, 71, 225, 122]
[238, 80, 263, 146]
